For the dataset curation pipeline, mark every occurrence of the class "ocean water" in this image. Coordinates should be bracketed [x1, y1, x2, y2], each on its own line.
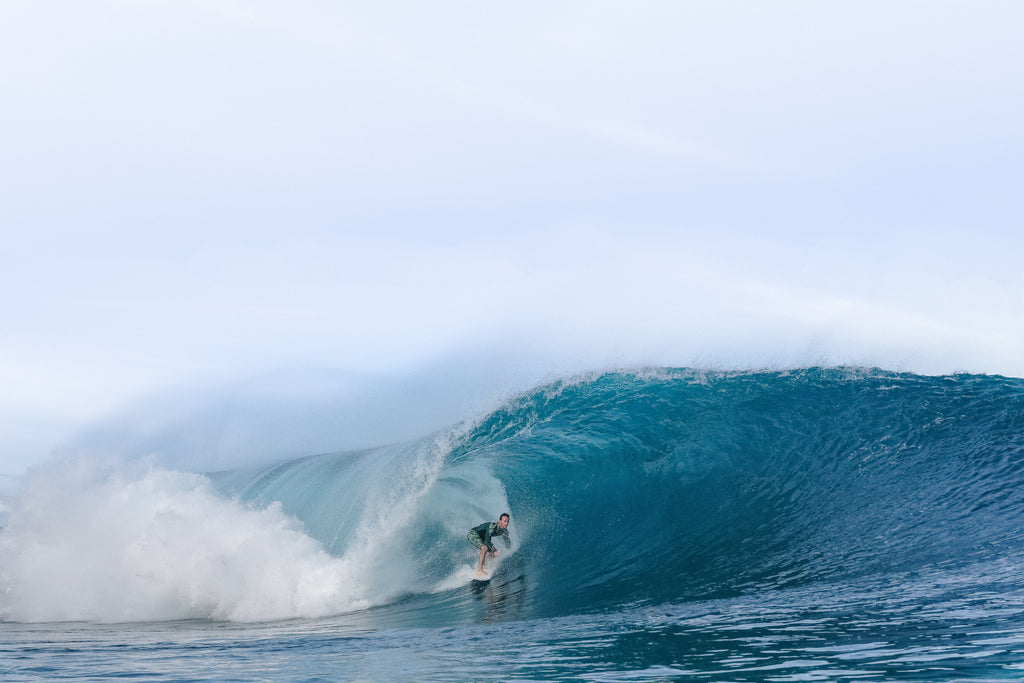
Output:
[3, 367, 1024, 681]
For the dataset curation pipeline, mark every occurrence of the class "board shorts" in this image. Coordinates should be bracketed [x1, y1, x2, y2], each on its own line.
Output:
[467, 529, 486, 550]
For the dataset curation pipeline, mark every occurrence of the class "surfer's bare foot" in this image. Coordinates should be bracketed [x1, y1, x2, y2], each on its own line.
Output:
[476, 570, 488, 577]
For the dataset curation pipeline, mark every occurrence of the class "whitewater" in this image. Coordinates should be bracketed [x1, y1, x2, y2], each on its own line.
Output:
[3, 367, 1024, 681]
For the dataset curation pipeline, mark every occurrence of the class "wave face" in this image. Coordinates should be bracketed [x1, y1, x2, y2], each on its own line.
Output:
[2, 368, 1023, 623]
[463, 368, 1024, 615]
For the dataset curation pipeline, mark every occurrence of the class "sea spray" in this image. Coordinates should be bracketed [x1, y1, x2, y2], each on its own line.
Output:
[0, 456, 372, 622]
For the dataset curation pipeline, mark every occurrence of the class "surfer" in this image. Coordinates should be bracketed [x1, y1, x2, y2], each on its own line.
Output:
[468, 513, 511, 577]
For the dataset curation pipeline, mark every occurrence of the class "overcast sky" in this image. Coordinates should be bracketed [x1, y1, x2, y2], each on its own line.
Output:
[2, 1, 1023, 475]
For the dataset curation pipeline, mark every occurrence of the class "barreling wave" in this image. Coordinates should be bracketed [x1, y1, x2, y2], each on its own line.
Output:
[2, 367, 1022, 623]
[459, 367, 1024, 614]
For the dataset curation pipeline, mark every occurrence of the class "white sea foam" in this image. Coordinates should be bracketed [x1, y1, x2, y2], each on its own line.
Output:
[0, 456, 379, 623]
[0, 421, 522, 624]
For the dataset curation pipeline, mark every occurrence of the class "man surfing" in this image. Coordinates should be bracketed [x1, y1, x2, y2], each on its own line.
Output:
[468, 513, 511, 577]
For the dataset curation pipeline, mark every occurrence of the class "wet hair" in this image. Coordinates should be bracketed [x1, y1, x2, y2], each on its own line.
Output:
[499, 513, 510, 521]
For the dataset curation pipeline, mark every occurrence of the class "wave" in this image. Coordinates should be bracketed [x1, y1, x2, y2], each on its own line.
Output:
[469, 368, 1024, 613]
[2, 367, 1022, 623]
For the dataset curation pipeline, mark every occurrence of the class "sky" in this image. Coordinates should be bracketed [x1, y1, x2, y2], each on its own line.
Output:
[1, 1, 1023, 477]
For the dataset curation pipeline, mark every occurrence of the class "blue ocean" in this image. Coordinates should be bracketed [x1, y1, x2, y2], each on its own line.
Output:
[3, 367, 1024, 681]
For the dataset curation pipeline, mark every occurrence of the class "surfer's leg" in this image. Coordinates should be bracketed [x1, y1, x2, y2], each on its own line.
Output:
[477, 545, 489, 575]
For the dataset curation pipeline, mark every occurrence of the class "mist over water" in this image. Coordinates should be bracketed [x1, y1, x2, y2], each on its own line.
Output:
[54, 350, 561, 474]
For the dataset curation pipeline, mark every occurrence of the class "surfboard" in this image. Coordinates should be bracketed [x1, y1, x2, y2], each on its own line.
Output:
[468, 576, 491, 592]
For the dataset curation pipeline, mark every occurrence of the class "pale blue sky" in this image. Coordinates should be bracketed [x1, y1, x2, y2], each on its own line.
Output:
[2, 1, 1023, 475]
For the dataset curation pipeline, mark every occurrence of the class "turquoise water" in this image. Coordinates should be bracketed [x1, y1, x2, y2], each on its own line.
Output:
[5, 563, 1024, 681]
[3, 368, 1024, 680]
